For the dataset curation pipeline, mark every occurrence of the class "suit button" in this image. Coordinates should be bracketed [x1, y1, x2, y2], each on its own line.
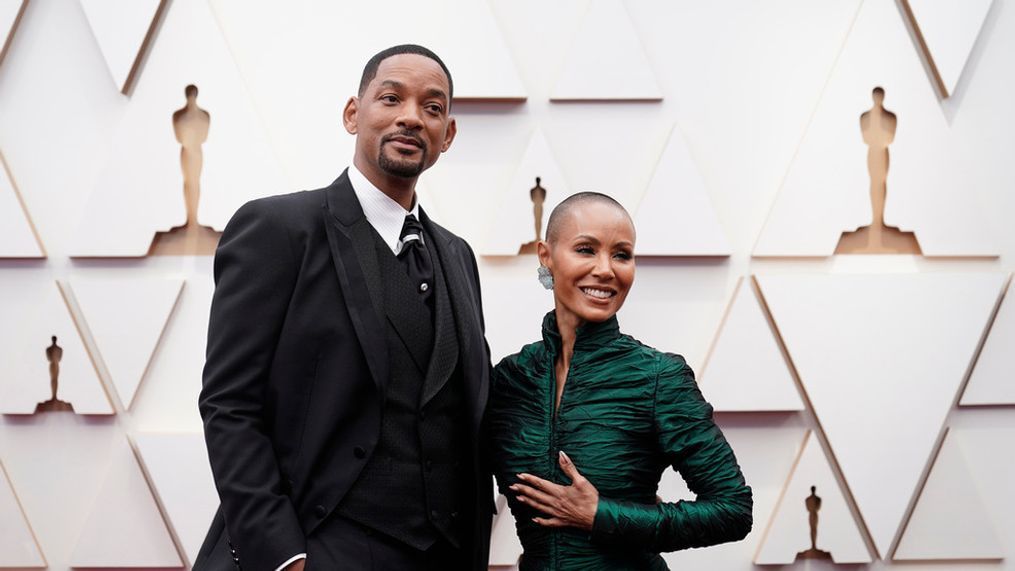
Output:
[451, 511, 459, 519]
[314, 504, 327, 518]
[425, 459, 433, 471]
[353, 446, 366, 459]
[431, 509, 440, 519]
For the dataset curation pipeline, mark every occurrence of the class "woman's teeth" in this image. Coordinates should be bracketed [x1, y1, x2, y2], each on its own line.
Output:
[581, 287, 612, 299]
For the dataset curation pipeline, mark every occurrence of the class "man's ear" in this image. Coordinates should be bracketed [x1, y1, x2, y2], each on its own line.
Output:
[441, 116, 457, 153]
[343, 96, 359, 135]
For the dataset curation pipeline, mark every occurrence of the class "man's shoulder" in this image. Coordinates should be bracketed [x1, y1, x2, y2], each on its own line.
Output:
[240, 188, 328, 219]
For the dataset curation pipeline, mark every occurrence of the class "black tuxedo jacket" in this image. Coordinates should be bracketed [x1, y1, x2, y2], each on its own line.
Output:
[195, 170, 493, 571]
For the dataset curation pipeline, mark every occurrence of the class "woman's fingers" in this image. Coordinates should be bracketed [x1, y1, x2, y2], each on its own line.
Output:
[511, 482, 557, 507]
[532, 516, 568, 528]
[558, 450, 585, 484]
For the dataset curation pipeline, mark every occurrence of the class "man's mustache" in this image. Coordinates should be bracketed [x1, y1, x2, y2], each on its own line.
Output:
[382, 131, 427, 151]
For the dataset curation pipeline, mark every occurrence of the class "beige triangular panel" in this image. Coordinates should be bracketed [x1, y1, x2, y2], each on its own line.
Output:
[755, 431, 871, 564]
[71, 0, 286, 256]
[482, 128, 570, 256]
[134, 432, 218, 565]
[0, 150, 44, 257]
[962, 275, 1015, 405]
[489, 495, 524, 566]
[423, 0, 526, 101]
[79, 0, 164, 93]
[551, 0, 662, 101]
[895, 429, 1003, 560]
[906, 0, 994, 97]
[69, 276, 184, 409]
[0, 0, 26, 66]
[69, 435, 181, 567]
[700, 277, 803, 412]
[129, 273, 213, 431]
[0, 460, 45, 567]
[757, 272, 1005, 556]
[633, 124, 730, 256]
[0, 281, 112, 415]
[754, 0, 996, 257]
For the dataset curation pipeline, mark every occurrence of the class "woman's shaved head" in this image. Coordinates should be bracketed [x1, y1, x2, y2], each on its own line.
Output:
[545, 192, 634, 245]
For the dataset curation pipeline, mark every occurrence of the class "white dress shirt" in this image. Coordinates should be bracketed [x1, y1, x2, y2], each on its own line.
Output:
[274, 164, 422, 571]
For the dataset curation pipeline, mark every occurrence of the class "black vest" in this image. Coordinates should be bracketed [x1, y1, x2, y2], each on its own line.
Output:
[338, 227, 469, 551]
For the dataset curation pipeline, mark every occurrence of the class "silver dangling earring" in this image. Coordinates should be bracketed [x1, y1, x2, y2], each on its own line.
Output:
[537, 265, 554, 290]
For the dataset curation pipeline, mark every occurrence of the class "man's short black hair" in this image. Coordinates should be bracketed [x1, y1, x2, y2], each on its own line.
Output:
[358, 44, 454, 102]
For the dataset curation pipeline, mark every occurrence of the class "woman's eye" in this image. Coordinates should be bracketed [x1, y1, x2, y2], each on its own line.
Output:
[614, 251, 633, 260]
[576, 246, 594, 255]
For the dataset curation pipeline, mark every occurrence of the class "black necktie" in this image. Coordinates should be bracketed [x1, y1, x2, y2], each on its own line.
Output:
[398, 214, 434, 305]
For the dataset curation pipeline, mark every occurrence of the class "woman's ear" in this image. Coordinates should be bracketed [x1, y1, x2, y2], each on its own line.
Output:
[537, 240, 551, 269]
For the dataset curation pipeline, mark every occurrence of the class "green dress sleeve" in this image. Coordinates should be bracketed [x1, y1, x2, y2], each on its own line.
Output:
[590, 353, 753, 552]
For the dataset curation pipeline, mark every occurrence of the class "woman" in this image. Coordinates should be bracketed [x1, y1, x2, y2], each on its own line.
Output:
[487, 192, 752, 570]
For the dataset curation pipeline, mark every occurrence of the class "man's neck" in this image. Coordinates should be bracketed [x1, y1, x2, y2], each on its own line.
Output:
[353, 157, 417, 210]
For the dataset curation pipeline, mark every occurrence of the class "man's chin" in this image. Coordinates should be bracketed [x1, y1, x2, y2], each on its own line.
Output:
[379, 157, 425, 178]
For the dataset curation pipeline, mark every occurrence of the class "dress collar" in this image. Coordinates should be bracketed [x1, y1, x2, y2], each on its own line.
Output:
[541, 310, 622, 356]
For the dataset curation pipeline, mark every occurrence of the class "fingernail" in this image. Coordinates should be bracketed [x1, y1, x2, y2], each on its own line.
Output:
[560, 450, 569, 462]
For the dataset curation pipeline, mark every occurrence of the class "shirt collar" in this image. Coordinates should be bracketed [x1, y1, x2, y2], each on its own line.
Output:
[348, 163, 421, 255]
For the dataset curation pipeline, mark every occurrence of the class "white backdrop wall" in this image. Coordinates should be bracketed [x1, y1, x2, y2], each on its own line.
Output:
[1, 0, 1015, 569]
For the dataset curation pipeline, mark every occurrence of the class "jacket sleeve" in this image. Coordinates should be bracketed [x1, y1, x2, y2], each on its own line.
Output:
[590, 354, 753, 552]
[198, 198, 306, 570]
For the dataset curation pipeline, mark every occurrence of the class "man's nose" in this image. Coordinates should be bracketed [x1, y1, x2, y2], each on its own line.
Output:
[397, 104, 424, 129]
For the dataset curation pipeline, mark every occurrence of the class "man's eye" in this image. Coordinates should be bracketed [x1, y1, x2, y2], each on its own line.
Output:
[426, 104, 444, 115]
[381, 95, 398, 103]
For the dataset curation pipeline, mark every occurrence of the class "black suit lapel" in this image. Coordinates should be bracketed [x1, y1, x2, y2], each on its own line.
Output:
[323, 170, 389, 395]
[420, 241, 459, 407]
[422, 212, 486, 429]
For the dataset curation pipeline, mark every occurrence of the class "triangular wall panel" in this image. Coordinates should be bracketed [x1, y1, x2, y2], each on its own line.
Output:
[632, 124, 731, 256]
[134, 432, 218, 565]
[0, 150, 44, 257]
[422, 0, 526, 101]
[71, 0, 287, 256]
[894, 429, 1003, 560]
[0, 281, 112, 415]
[69, 276, 184, 409]
[0, 460, 45, 567]
[0, 0, 26, 66]
[79, 0, 164, 93]
[69, 435, 181, 566]
[906, 0, 994, 97]
[699, 277, 803, 412]
[551, 0, 662, 101]
[757, 272, 1005, 556]
[482, 128, 570, 256]
[753, 0, 996, 257]
[962, 274, 1015, 405]
[755, 431, 871, 564]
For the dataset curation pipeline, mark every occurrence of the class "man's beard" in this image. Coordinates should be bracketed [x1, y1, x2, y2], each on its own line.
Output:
[378, 145, 427, 178]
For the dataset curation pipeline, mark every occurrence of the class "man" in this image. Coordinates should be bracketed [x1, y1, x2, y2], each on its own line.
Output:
[195, 44, 492, 571]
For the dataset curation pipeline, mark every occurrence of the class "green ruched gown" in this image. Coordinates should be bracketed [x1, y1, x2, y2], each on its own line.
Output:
[487, 312, 753, 570]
